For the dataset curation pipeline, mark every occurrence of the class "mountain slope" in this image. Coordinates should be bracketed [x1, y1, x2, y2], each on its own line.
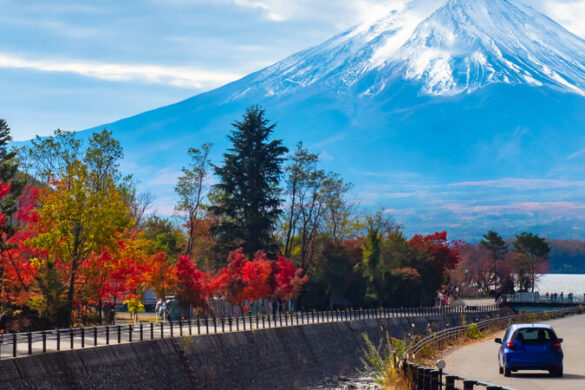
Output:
[64, 0, 585, 240]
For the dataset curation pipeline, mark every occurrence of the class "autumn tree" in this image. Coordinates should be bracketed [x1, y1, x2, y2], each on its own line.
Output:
[210, 248, 248, 312]
[142, 215, 185, 258]
[175, 255, 210, 313]
[175, 143, 212, 256]
[0, 120, 26, 314]
[0, 119, 25, 222]
[241, 251, 274, 303]
[22, 162, 131, 326]
[84, 129, 124, 189]
[20, 129, 81, 183]
[281, 142, 327, 268]
[407, 232, 461, 274]
[274, 255, 307, 302]
[211, 106, 288, 259]
[144, 252, 177, 301]
[0, 182, 36, 313]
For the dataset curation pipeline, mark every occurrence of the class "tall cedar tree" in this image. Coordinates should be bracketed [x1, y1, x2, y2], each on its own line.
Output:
[211, 106, 288, 259]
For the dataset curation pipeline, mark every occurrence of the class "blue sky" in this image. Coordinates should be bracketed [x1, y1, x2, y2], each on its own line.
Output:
[3, 0, 585, 141]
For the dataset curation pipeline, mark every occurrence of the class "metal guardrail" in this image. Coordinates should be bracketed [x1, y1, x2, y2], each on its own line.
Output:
[402, 307, 580, 390]
[0, 304, 500, 360]
[503, 294, 584, 305]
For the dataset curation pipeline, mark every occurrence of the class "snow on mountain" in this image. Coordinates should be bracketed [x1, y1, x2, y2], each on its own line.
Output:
[23, 0, 585, 240]
[239, 0, 585, 97]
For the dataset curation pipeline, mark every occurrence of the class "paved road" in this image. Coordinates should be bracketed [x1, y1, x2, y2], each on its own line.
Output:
[442, 314, 585, 390]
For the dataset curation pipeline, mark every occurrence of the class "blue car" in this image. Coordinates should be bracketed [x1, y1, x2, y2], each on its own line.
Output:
[495, 324, 563, 377]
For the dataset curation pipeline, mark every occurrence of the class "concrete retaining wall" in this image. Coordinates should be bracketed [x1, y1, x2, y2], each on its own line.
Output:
[0, 311, 500, 390]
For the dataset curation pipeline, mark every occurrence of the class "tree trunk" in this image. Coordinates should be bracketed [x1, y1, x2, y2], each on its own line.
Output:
[64, 261, 79, 327]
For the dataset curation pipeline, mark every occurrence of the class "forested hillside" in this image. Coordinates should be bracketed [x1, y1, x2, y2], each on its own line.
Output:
[549, 240, 585, 273]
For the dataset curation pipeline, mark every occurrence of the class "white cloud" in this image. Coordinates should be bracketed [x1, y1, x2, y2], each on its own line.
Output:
[148, 169, 181, 185]
[529, 0, 585, 37]
[450, 178, 585, 190]
[0, 53, 241, 89]
[232, 0, 406, 26]
[444, 201, 585, 218]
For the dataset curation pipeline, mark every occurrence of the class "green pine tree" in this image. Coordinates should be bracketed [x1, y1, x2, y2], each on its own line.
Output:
[479, 230, 508, 292]
[514, 232, 550, 293]
[211, 106, 288, 259]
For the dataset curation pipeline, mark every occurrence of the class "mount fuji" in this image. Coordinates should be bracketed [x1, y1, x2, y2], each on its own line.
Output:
[62, 0, 585, 240]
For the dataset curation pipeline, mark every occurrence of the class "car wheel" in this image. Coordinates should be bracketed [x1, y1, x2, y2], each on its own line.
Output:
[504, 366, 512, 377]
[499, 366, 504, 375]
[556, 367, 563, 377]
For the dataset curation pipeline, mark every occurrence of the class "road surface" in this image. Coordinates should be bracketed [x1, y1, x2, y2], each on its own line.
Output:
[442, 314, 585, 390]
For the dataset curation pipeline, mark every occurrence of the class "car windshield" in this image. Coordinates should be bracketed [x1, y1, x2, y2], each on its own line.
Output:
[514, 328, 556, 345]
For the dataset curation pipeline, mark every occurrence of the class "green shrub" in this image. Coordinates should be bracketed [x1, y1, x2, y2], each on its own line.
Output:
[466, 323, 483, 339]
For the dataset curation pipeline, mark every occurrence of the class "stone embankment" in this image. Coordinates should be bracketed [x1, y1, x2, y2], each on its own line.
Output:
[310, 374, 382, 390]
[0, 311, 500, 390]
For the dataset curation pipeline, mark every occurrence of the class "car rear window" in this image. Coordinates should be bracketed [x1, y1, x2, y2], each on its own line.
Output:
[514, 328, 556, 344]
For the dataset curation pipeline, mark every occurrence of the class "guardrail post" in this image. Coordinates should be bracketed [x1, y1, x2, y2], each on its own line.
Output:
[106, 326, 109, 345]
[140, 323, 143, 341]
[416, 366, 425, 390]
[205, 317, 209, 334]
[42, 331, 47, 352]
[444, 375, 456, 390]
[249, 315, 252, 330]
[27, 331, 32, 355]
[13, 333, 17, 357]
[424, 368, 432, 390]
[57, 330, 61, 350]
[430, 370, 439, 390]
[170, 321, 174, 337]
[129, 325, 133, 342]
[150, 323, 154, 340]
[70, 328, 74, 349]
[189, 319, 192, 335]
[411, 365, 418, 386]
[160, 322, 164, 339]
[81, 327, 85, 348]
[463, 380, 475, 390]
[117, 325, 121, 343]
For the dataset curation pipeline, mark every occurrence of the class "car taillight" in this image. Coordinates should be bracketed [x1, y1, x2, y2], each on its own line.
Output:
[553, 340, 562, 351]
[506, 340, 515, 350]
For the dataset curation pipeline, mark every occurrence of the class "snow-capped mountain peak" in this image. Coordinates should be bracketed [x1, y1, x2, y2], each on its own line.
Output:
[399, 0, 585, 95]
[241, 0, 585, 98]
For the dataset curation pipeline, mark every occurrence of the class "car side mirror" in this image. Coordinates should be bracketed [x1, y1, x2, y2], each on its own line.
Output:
[495, 338, 502, 344]
[558, 338, 563, 343]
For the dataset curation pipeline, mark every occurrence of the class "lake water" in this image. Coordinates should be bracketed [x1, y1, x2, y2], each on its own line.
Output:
[536, 274, 585, 295]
